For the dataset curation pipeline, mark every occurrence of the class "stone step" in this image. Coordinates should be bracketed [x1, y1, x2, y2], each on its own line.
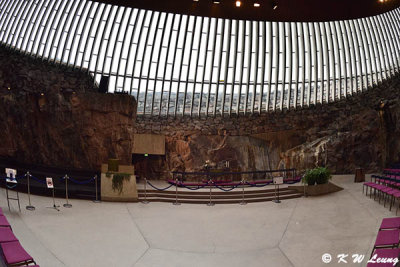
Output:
[138, 190, 300, 200]
[138, 187, 297, 196]
[138, 193, 303, 204]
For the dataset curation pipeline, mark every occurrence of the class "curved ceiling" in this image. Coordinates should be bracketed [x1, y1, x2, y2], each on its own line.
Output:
[97, 0, 400, 22]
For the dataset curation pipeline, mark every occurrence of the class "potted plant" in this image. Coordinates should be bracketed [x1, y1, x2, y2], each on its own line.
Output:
[302, 169, 317, 185]
[315, 167, 332, 184]
[302, 167, 332, 185]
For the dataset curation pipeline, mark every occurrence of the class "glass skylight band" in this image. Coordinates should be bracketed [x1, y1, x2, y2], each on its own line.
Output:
[0, 0, 399, 117]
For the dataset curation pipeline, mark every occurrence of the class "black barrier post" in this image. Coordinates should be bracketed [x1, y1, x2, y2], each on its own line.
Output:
[52, 187, 60, 211]
[25, 172, 35, 211]
[5, 179, 21, 212]
[239, 179, 247, 205]
[47, 185, 60, 211]
[63, 175, 72, 208]
[207, 178, 214, 206]
[142, 178, 149, 204]
[173, 178, 181, 206]
[273, 183, 281, 203]
[93, 175, 101, 203]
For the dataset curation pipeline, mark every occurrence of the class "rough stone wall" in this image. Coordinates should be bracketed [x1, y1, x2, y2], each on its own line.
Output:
[0, 46, 136, 171]
[1, 45, 399, 178]
[135, 76, 400, 179]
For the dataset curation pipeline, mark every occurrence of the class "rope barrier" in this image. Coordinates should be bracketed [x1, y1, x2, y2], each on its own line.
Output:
[16, 175, 26, 180]
[146, 180, 175, 191]
[173, 168, 296, 176]
[172, 178, 300, 191]
[180, 184, 208, 190]
[245, 181, 272, 187]
[30, 175, 47, 185]
[214, 183, 241, 192]
[65, 176, 95, 185]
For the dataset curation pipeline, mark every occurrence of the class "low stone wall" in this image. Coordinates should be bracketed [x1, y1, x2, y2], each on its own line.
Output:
[289, 182, 344, 196]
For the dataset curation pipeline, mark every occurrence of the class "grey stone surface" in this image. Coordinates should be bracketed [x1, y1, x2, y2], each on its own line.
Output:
[0, 175, 394, 267]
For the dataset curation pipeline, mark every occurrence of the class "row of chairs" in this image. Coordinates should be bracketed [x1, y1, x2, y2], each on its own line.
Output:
[363, 175, 400, 213]
[383, 169, 400, 174]
[369, 217, 400, 266]
[383, 169, 400, 179]
[0, 208, 38, 267]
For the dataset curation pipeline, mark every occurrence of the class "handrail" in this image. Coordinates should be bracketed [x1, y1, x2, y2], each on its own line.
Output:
[172, 168, 296, 177]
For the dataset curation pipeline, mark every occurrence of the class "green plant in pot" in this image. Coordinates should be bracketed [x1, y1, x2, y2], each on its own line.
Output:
[315, 167, 332, 184]
[302, 170, 316, 185]
[302, 167, 332, 185]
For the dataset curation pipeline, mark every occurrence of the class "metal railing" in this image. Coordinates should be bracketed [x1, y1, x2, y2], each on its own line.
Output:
[172, 168, 297, 182]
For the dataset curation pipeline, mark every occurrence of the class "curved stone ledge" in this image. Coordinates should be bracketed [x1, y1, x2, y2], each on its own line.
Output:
[288, 182, 344, 196]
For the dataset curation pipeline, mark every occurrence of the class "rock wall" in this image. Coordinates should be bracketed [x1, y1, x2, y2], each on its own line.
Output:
[135, 77, 400, 179]
[0, 46, 136, 171]
[1, 44, 399, 178]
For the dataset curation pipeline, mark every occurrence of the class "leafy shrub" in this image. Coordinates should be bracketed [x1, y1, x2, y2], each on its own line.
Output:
[302, 167, 332, 185]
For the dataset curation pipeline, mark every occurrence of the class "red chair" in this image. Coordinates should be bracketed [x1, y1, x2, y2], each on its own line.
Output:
[1, 240, 37, 266]
[0, 216, 12, 230]
[380, 217, 400, 230]
[0, 228, 18, 243]
[371, 229, 400, 258]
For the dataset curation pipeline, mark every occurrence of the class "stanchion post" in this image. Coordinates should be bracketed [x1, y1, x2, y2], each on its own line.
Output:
[277, 184, 280, 202]
[93, 175, 101, 203]
[239, 179, 247, 205]
[273, 184, 281, 203]
[173, 178, 181, 206]
[25, 171, 35, 211]
[63, 175, 72, 208]
[5, 180, 10, 211]
[207, 178, 215, 206]
[142, 178, 149, 204]
[50, 187, 60, 211]
[303, 175, 307, 197]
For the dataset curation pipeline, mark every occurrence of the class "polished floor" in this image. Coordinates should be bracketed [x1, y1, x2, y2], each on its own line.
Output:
[0, 175, 393, 267]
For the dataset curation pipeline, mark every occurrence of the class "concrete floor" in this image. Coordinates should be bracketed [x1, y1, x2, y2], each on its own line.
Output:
[0, 175, 395, 267]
